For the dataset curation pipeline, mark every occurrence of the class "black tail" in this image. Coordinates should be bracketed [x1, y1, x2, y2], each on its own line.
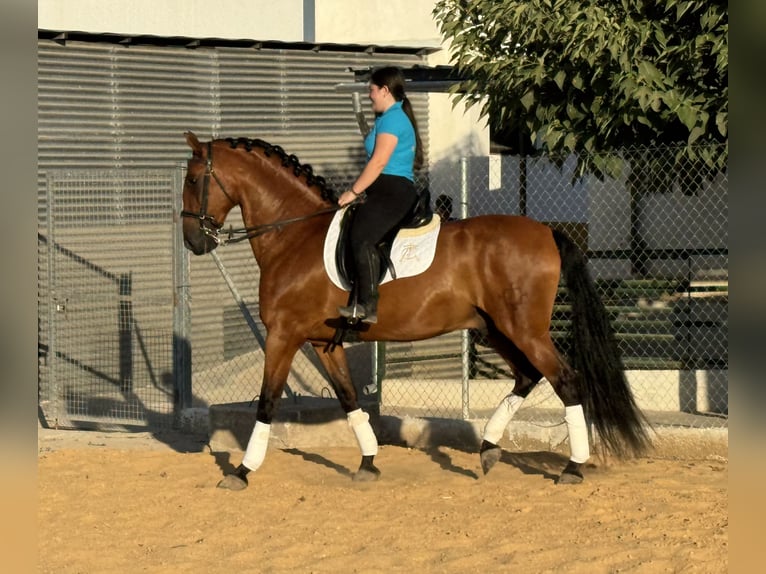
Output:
[552, 230, 652, 458]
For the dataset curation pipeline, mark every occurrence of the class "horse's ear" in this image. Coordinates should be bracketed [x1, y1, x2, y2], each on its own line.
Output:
[184, 131, 203, 157]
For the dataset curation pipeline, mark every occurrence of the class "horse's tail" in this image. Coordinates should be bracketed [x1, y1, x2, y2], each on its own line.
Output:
[552, 229, 652, 458]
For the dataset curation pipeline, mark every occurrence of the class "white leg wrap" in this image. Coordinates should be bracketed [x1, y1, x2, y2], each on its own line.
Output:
[242, 421, 271, 471]
[347, 408, 378, 456]
[565, 405, 590, 463]
[483, 393, 524, 444]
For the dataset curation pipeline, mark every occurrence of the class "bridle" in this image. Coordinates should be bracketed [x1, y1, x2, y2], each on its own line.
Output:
[180, 142, 230, 243]
[180, 141, 342, 246]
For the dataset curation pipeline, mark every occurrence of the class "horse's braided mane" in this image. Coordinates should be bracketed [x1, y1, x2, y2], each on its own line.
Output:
[223, 137, 336, 202]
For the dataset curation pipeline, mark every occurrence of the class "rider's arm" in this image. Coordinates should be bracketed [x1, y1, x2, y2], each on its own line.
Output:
[338, 133, 397, 206]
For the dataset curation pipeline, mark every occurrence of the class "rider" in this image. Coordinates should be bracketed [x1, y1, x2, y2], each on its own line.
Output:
[336, 66, 424, 324]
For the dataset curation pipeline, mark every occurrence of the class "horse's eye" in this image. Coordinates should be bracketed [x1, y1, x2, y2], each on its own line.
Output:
[186, 176, 198, 185]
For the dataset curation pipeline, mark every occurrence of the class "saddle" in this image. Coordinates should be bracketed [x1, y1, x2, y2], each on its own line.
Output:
[335, 188, 433, 289]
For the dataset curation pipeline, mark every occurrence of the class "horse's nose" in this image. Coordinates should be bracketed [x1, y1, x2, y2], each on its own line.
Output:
[184, 236, 209, 256]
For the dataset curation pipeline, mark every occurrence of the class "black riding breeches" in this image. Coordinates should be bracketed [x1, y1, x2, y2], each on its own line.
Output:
[349, 174, 418, 292]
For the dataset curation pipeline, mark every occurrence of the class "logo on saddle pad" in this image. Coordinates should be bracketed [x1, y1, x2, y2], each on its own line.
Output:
[323, 207, 441, 291]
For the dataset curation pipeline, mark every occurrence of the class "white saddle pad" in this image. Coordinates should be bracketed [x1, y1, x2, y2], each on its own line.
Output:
[323, 207, 441, 291]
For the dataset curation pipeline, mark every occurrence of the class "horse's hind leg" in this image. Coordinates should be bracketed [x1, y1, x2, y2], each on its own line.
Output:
[479, 325, 545, 474]
[549, 362, 590, 484]
[506, 332, 590, 484]
[482, 316, 589, 483]
[311, 342, 380, 482]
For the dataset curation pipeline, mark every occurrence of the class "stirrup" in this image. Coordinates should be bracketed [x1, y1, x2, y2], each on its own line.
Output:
[338, 303, 366, 320]
[361, 305, 377, 324]
[356, 300, 378, 324]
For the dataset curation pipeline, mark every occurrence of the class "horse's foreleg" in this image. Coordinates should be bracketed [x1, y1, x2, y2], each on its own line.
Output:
[311, 342, 380, 482]
[217, 334, 301, 491]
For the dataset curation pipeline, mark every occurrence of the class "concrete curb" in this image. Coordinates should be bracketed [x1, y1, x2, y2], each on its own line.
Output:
[204, 400, 728, 460]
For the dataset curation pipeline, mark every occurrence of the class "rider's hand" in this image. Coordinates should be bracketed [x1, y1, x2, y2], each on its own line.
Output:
[338, 189, 362, 207]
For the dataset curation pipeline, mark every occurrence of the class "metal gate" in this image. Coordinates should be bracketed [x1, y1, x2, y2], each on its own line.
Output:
[39, 169, 183, 429]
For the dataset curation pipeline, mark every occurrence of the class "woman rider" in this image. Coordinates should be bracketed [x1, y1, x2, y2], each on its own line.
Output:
[336, 66, 424, 324]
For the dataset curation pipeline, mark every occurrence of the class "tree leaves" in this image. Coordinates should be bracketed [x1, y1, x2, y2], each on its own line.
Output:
[637, 61, 665, 88]
[433, 0, 728, 176]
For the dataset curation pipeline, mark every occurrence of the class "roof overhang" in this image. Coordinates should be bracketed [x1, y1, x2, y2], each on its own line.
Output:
[335, 65, 467, 93]
[38, 29, 441, 56]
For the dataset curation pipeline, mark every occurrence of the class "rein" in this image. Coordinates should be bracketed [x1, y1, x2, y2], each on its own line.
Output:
[221, 206, 341, 245]
[180, 141, 342, 246]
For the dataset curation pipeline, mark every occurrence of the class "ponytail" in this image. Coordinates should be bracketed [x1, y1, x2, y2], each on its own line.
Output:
[401, 96, 424, 171]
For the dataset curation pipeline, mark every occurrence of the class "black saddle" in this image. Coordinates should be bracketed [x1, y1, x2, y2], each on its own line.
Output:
[335, 188, 433, 289]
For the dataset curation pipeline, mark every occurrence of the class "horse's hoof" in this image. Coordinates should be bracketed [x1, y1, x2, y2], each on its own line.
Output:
[557, 461, 584, 485]
[479, 441, 502, 475]
[353, 466, 381, 482]
[217, 473, 248, 490]
[557, 471, 583, 485]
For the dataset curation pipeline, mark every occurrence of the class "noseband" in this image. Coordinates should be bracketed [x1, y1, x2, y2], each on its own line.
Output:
[180, 141, 342, 246]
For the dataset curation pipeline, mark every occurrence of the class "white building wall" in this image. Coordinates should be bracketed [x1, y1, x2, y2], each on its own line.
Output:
[38, 0, 444, 47]
[314, 0, 443, 47]
[37, 0, 306, 41]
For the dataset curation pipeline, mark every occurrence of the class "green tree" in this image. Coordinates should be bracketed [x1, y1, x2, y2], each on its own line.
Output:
[433, 0, 728, 178]
[434, 0, 727, 275]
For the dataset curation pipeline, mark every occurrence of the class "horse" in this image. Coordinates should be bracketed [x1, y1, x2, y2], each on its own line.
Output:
[180, 132, 652, 490]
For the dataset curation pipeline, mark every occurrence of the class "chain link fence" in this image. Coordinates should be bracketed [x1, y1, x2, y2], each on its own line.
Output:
[375, 145, 728, 427]
[189, 144, 727, 430]
[39, 145, 727, 431]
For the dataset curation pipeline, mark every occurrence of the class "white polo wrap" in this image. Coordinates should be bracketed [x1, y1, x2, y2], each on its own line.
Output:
[242, 421, 271, 471]
[483, 393, 524, 445]
[565, 404, 590, 463]
[347, 408, 378, 456]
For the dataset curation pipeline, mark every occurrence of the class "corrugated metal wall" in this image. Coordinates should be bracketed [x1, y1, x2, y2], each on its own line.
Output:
[38, 38, 428, 428]
[38, 41, 431, 170]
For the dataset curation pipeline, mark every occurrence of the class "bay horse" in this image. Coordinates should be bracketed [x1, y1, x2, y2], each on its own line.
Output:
[180, 132, 652, 490]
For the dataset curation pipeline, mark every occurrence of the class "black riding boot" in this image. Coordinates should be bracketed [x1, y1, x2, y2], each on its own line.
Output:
[338, 247, 380, 324]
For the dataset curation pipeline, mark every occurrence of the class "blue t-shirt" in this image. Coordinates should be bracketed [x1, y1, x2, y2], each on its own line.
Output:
[364, 101, 416, 181]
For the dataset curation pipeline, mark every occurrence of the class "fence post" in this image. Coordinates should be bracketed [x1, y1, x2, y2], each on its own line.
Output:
[519, 154, 528, 216]
[369, 341, 383, 401]
[173, 167, 193, 416]
[460, 158, 470, 419]
[118, 272, 133, 392]
[45, 173, 59, 427]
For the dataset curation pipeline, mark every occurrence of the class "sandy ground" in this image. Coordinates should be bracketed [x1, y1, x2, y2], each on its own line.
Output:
[38, 428, 727, 573]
